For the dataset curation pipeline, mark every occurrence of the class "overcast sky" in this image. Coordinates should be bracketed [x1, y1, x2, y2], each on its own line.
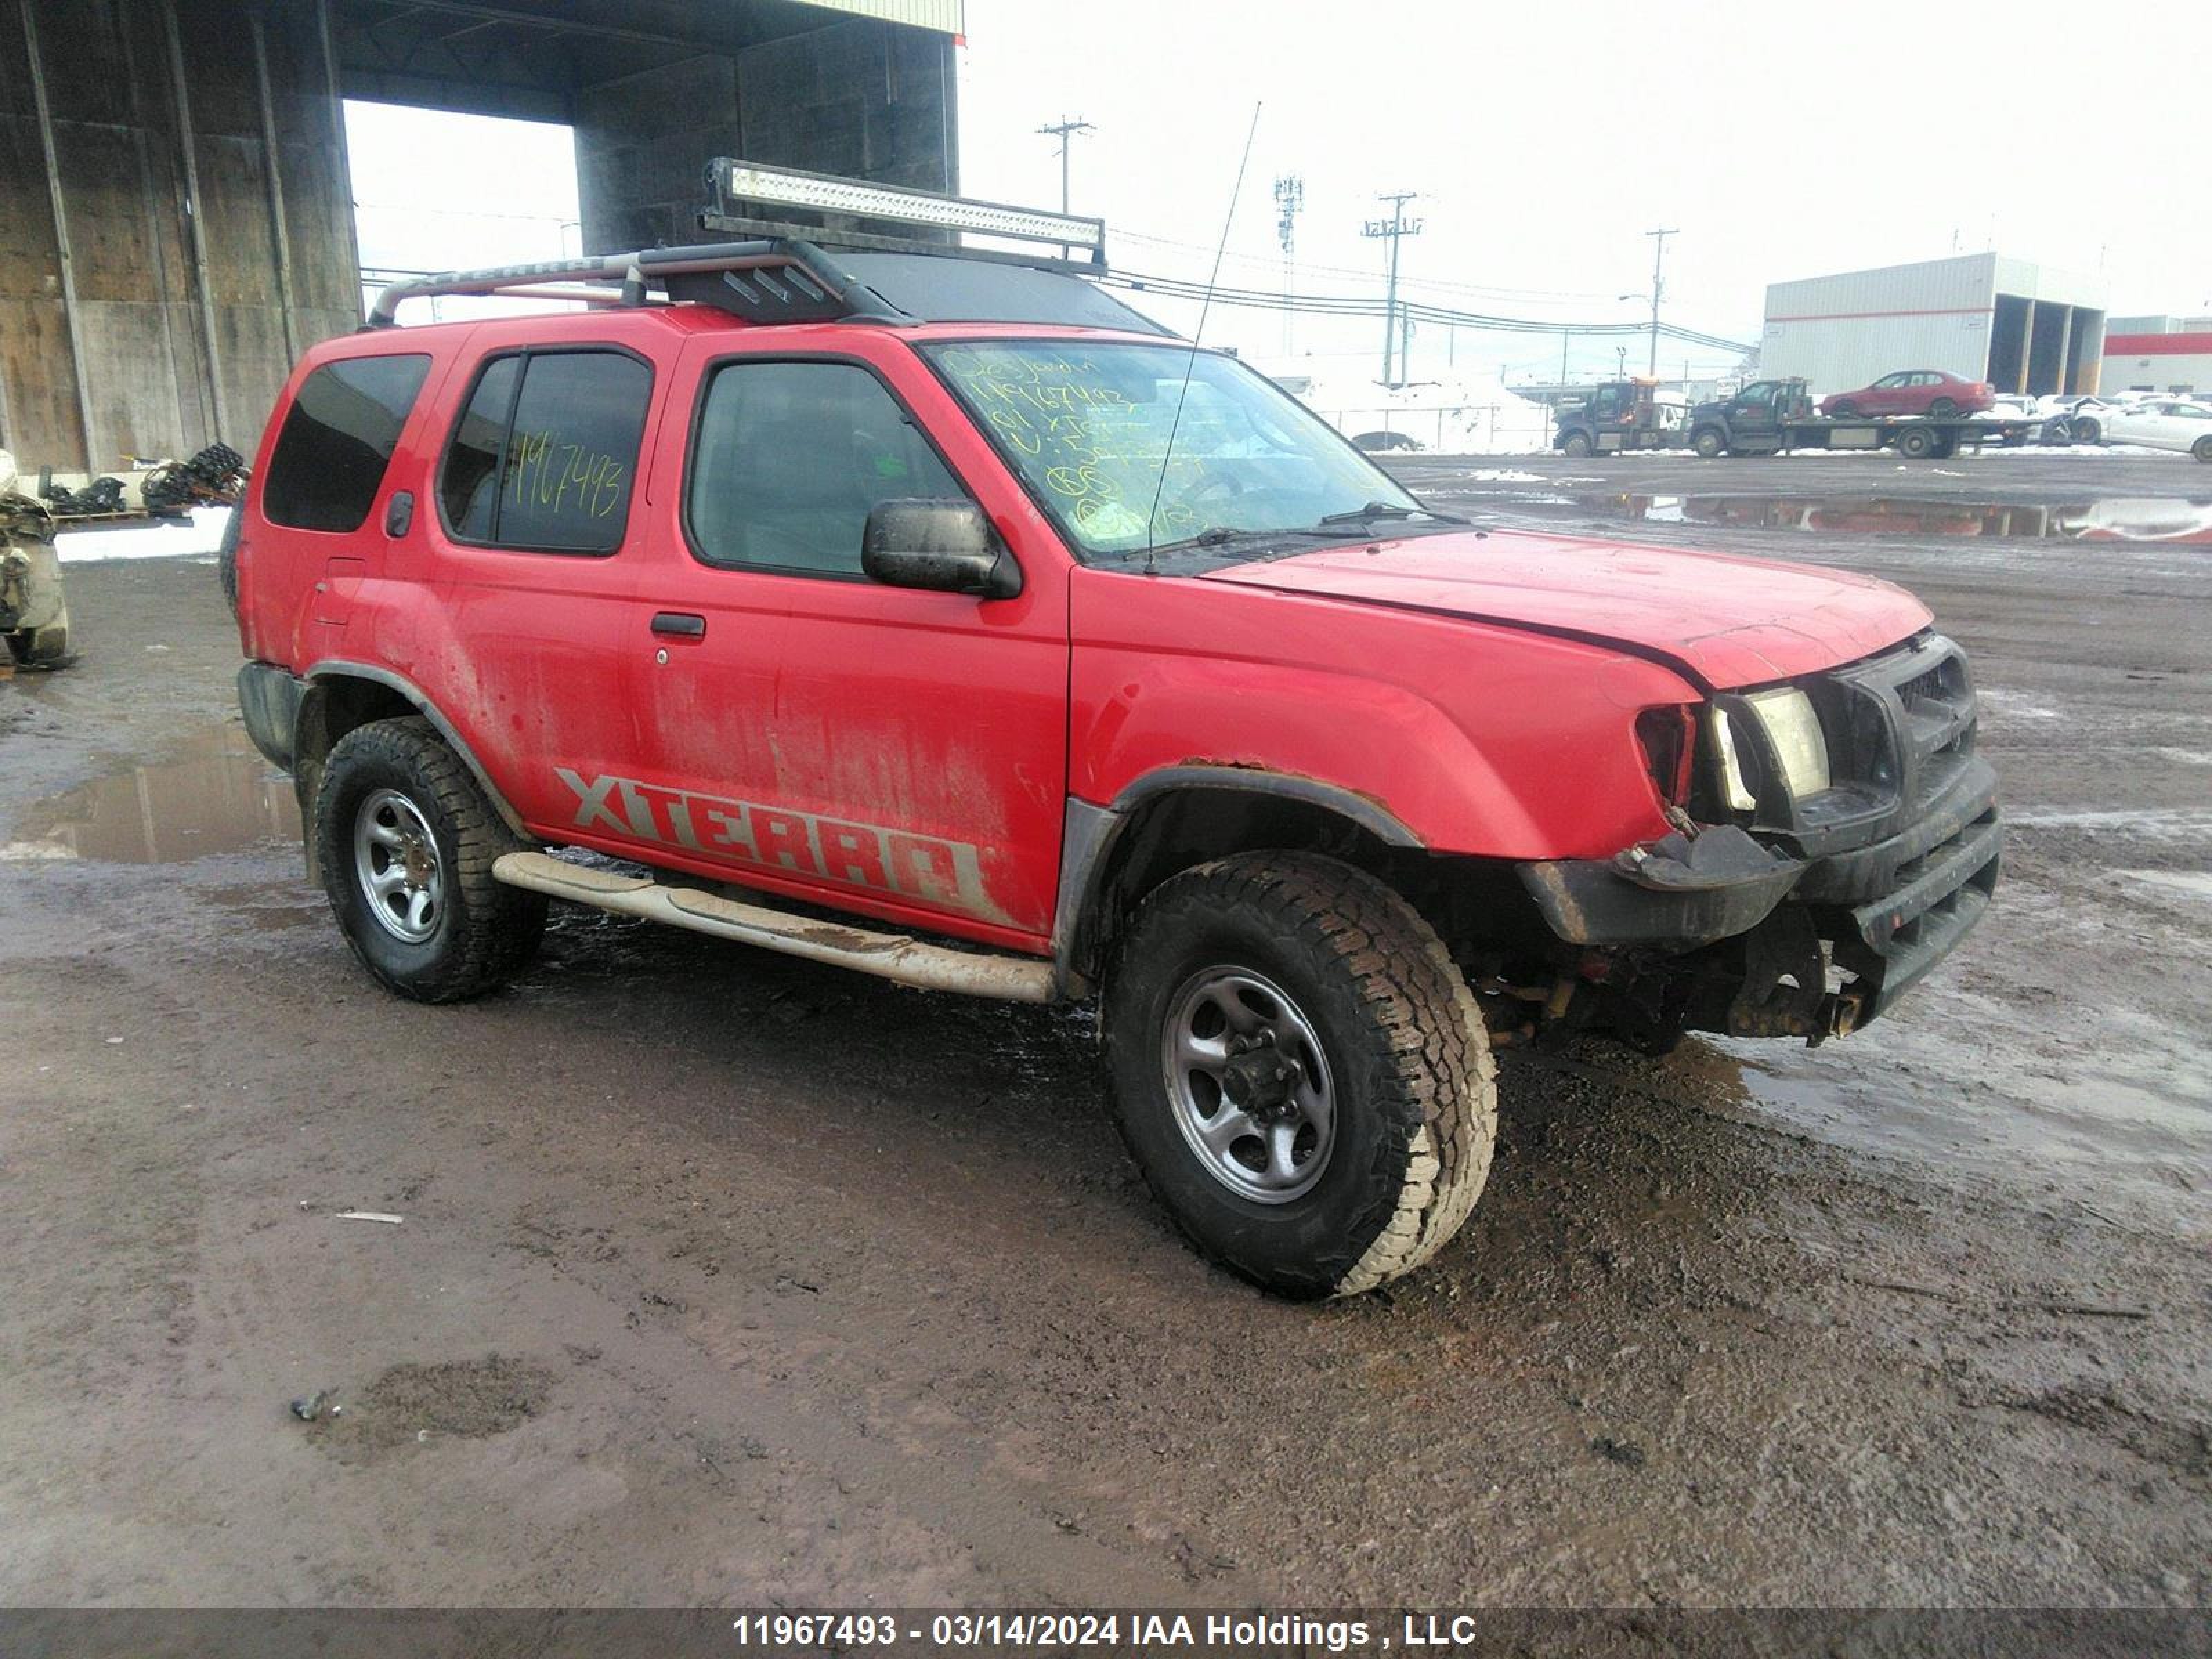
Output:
[347, 0, 2211, 384]
[956, 0, 2212, 380]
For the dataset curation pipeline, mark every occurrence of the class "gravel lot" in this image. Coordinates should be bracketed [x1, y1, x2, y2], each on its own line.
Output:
[2, 450, 2206, 1615]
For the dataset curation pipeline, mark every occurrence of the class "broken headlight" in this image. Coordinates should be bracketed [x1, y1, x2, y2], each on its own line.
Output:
[1715, 688, 1830, 810]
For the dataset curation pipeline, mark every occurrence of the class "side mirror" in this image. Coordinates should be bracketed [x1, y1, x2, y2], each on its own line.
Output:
[862, 499, 1020, 600]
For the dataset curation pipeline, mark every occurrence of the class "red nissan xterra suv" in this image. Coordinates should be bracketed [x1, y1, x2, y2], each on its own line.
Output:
[226, 163, 2000, 1297]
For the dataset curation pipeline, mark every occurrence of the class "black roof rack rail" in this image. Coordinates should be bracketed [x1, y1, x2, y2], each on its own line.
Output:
[364, 238, 901, 329]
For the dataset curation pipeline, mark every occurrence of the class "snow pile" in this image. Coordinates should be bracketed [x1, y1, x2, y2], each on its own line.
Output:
[1282, 370, 1552, 456]
[56, 505, 232, 563]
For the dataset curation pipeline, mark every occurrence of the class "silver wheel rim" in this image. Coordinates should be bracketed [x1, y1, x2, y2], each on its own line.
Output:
[353, 787, 444, 945]
[1160, 966, 1335, 1204]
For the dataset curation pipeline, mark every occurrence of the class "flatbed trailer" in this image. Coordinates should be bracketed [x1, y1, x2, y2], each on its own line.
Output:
[1687, 379, 2042, 460]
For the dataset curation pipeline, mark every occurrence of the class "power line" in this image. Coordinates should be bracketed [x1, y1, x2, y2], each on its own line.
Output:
[1100, 267, 1754, 353]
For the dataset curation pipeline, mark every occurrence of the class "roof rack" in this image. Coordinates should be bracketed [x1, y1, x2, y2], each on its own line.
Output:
[363, 161, 1164, 336]
[364, 238, 901, 329]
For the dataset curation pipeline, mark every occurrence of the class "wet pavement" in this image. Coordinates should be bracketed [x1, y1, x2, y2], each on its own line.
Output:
[3, 469, 2209, 1613]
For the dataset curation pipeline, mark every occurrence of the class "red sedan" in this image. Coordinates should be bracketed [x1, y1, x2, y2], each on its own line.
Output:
[1819, 369, 1995, 420]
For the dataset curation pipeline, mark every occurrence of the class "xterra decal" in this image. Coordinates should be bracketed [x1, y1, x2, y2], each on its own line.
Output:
[556, 769, 1004, 922]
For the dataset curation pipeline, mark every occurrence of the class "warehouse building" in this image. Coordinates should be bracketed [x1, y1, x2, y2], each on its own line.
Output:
[1759, 253, 2107, 398]
[2101, 317, 2212, 396]
[0, 0, 962, 473]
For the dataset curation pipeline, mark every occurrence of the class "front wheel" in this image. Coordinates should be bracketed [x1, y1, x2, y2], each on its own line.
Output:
[315, 716, 545, 1002]
[1561, 431, 1593, 458]
[1830, 402, 1861, 420]
[1692, 429, 1726, 459]
[1104, 852, 1497, 1298]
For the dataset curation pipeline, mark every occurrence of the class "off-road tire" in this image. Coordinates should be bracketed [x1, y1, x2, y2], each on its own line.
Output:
[315, 716, 544, 1002]
[1104, 852, 1497, 1298]
[1691, 428, 1725, 459]
[1561, 431, 1593, 458]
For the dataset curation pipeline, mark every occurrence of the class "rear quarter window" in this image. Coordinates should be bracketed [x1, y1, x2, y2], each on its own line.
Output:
[436, 348, 652, 555]
[261, 355, 432, 532]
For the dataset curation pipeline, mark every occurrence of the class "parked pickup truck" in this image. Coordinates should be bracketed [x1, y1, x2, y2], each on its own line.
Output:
[226, 164, 2001, 1297]
[1690, 378, 2042, 458]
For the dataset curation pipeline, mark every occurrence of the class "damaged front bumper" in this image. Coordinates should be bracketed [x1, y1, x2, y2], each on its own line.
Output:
[1518, 634, 2003, 1040]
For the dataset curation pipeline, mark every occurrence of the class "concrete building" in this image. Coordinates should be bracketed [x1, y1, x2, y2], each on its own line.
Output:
[2101, 317, 2212, 396]
[0, 0, 961, 472]
[1759, 254, 2107, 397]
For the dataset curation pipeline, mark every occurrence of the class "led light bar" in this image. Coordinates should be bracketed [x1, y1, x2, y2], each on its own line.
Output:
[709, 159, 1104, 257]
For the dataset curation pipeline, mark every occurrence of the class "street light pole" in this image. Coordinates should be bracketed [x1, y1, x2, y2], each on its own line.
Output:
[1645, 226, 1676, 377]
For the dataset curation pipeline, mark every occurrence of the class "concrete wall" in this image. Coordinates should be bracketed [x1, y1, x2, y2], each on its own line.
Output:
[574, 15, 956, 254]
[1, 1, 960, 472]
[0, 0, 357, 471]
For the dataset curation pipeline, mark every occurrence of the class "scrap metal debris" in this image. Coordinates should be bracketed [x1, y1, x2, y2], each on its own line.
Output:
[336, 1210, 405, 1225]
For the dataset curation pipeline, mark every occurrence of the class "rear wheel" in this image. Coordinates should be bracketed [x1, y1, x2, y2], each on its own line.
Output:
[1104, 852, 1496, 1299]
[2193, 436, 2212, 462]
[1897, 427, 1938, 460]
[2074, 416, 2102, 444]
[315, 716, 545, 1002]
[1929, 397, 1958, 418]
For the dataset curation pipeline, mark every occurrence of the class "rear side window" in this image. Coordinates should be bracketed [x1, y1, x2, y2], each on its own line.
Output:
[438, 349, 651, 554]
[261, 355, 431, 532]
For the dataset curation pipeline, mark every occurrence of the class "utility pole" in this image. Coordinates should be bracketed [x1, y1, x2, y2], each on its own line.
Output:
[1273, 174, 1304, 357]
[1645, 226, 1676, 377]
[1035, 115, 1094, 215]
[1362, 191, 1422, 385]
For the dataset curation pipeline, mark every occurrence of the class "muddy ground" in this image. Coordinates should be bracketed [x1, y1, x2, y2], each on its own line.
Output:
[1, 451, 2207, 1615]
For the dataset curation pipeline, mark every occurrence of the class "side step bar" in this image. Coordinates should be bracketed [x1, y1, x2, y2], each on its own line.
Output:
[491, 852, 1056, 1004]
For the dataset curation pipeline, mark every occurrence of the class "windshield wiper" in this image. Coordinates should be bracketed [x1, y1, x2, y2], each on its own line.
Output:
[1313, 501, 1468, 528]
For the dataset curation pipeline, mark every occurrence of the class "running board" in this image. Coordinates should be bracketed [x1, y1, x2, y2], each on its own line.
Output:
[491, 852, 1056, 1003]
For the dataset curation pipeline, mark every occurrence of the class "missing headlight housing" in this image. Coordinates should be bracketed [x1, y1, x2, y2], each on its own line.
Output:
[1714, 688, 1832, 812]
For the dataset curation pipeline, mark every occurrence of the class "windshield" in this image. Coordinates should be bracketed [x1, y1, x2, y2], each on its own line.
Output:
[921, 341, 1428, 560]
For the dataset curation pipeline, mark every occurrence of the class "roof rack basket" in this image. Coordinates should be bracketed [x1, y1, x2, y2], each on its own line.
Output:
[363, 160, 1111, 331]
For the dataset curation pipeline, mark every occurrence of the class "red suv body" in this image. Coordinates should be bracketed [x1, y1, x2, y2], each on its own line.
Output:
[228, 234, 2000, 1297]
[1819, 369, 1996, 419]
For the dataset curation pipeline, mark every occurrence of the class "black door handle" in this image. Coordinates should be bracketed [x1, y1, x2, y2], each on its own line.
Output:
[384, 491, 415, 537]
[650, 612, 706, 639]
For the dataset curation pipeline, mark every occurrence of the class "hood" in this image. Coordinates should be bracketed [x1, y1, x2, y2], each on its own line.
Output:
[1201, 527, 1931, 690]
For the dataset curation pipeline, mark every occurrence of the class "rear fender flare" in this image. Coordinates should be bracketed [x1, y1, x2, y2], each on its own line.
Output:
[301, 659, 530, 838]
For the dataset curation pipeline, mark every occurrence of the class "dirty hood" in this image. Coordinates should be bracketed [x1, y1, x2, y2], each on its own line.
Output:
[1203, 527, 1931, 689]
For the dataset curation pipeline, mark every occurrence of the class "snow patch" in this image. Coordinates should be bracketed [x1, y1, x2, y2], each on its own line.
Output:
[57, 505, 231, 563]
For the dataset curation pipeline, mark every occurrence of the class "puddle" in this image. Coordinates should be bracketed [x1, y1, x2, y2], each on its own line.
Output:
[1557, 493, 2212, 542]
[3, 727, 299, 864]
